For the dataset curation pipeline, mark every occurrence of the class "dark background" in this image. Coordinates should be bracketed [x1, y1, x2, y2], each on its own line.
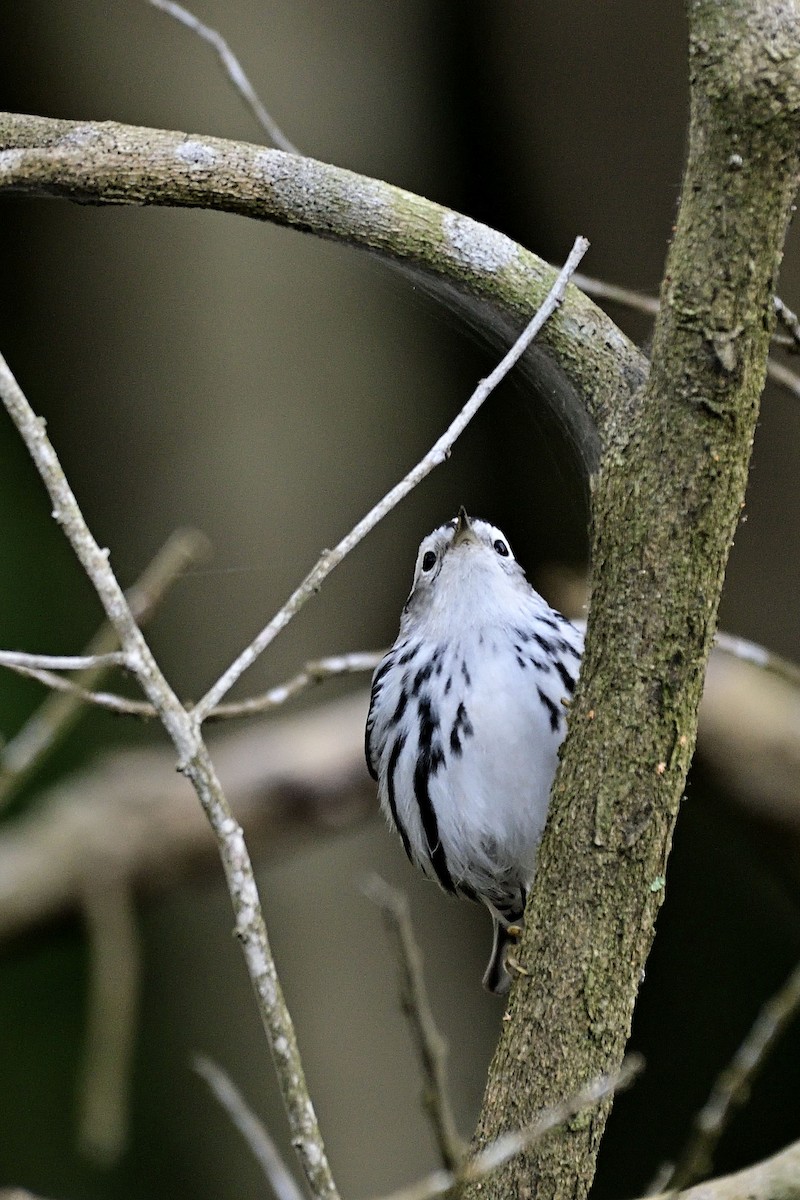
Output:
[2, 4, 800, 1199]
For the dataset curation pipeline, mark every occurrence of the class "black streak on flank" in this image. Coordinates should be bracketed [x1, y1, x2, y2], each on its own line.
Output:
[554, 659, 576, 694]
[386, 733, 413, 862]
[533, 632, 555, 655]
[559, 637, 582, 661]
[392, 687, 409, 724]
[413, 660, 435, 696]
[538, 687, 561, 732]
[414, 695, 454, 892]
[461, 659, 472, 687]
[370, 655, 394, 689]
[449, 701, 474, 757]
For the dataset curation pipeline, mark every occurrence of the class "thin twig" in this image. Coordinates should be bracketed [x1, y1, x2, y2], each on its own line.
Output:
[0, 650, 128, 672]
[572, 272, 659, 318]
[147, 0, 299, 153]
[371, 1055, 643, 1200]
[0, 664, 155, 715]
[0, 349, 340, 1200]
[207, 651, 384, 719]
[364, 876, 465, 1172]
[78, 871, 141, 1165]
[774, 296, 800, 351]
[194, 1055, 305, 1200]
[0, 651, 384, 721]
[713, 631, 800, 688]
[0, 526, 209, 808]
[765, 358, 800, 399]
[659, 959, 800, 1192]
[575, 272, 800, 375]
[193, 235, 590, 723]
[7, 629, 800, 729]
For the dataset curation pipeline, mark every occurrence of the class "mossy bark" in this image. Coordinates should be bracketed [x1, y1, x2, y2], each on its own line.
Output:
[468, 5, 800, 1200]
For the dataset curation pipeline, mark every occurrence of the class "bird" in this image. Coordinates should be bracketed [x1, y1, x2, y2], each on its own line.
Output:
[365, 508, 584, 993]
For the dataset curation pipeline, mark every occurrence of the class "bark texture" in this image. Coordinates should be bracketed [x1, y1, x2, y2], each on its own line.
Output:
[468, 4, 800, 1200]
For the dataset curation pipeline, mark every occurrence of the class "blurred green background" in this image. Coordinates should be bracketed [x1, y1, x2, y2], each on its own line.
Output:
[2, 3, 800, 1198]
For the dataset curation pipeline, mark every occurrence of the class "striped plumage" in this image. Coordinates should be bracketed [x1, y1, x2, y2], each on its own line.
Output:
[365, 509, 583, 993]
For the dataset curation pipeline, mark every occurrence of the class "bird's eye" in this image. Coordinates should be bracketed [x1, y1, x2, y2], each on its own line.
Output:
[494, 539, 510, 557]
[421, 550, 437, 572]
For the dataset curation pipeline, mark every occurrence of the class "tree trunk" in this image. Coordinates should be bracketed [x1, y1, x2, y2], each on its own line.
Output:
[468, 4, 800, 1199]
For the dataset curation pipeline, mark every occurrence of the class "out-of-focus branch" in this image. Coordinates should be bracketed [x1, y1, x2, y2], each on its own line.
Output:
[365, 876, 465, 1172]
[78, 872, 141, 1165]
[649, 1139, 800, 1200]
[3, 628, 800, 946]
[374, 1057, 642, 1200]
[194, 1056, 305, 1200]
[574, 270, 800, 397]
[661, 956, 800, 1191]
[0, 691, 373, 939]
[0, 526, 209, 810]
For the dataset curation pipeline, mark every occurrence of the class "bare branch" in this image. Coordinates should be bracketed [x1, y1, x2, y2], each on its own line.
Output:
[206, 651, 383, 719]
[0, 664, 156, 716]
[0, 350, 340, 1200]
[146, 0, 299, 153]
[0, 112, 646, 471]
[661, 957, 800, 1191]
[372, 1056, 642, 1200]
[194, 1055, 305, 1200]
[574, 271, 800, 395]
[0, 650, 383, 722]
[0, 526, 209, 808]
[774, 295, 800, 351]
[0, 650, 128, 672]
[713, 631, 800, 688]
[193, 236, 590, 721]
[649, 1138, 800, 1200]
[764, 358, 800, 400]
[572, 272, 659, 317]
[0, 691, 373, 942]
[365, 876, 465, 1172]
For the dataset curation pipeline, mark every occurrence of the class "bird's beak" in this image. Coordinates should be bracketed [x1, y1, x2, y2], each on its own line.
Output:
[452, 506, 479, 548]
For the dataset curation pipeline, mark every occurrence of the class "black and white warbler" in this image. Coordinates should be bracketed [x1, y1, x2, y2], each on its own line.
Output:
[365, 509, 583, 993]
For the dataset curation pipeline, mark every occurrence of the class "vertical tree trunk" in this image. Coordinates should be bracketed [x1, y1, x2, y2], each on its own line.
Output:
[468, 5, 800, 1199]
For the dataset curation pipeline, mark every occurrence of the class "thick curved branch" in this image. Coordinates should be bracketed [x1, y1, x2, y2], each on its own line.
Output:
[468, 5, 800, 1200]
[0, 111, 646, 467]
